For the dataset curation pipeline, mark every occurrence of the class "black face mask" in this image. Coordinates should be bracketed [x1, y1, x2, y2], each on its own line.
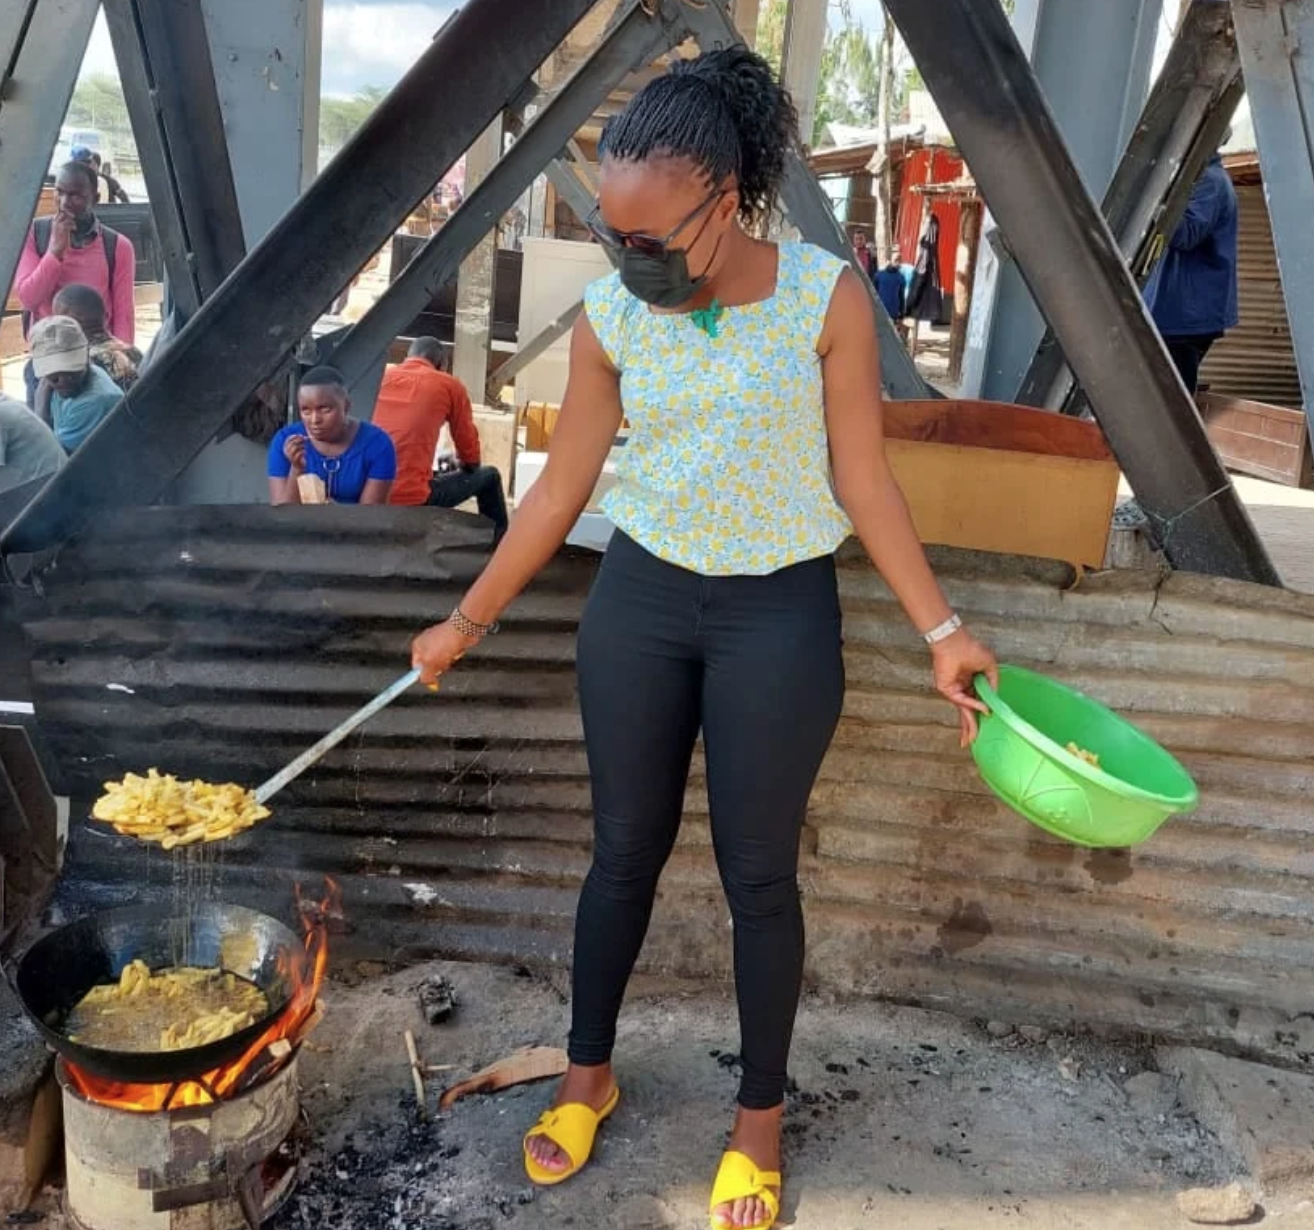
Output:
[610, 226, 727, 310]
[610, 245, 706, 309]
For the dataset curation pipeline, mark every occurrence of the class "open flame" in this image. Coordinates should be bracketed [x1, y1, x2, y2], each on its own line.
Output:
[64, 879, 340, 1112]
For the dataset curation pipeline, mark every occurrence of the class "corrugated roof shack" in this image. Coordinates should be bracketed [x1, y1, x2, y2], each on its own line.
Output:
[6, 504, 1314, 1067]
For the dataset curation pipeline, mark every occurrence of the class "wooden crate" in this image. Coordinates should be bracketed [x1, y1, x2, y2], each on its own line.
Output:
[522, 402, 561, 452]
[1197, 391, 1312, 489]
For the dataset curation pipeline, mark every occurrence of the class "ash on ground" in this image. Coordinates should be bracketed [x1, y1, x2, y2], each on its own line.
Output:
[272, 960, 1238, 1230]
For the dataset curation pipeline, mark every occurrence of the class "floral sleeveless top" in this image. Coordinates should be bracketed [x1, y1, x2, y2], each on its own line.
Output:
[584, 241, 852, 576]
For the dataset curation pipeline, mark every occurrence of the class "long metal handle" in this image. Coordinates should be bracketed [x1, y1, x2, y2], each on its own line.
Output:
[253, 668, 421, 805]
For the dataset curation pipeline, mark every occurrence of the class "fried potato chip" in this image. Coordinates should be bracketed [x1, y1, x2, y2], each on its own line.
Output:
[94, 770, 271, 847]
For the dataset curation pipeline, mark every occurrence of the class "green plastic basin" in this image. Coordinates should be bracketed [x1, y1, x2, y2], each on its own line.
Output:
[970, 665, 1199, 848]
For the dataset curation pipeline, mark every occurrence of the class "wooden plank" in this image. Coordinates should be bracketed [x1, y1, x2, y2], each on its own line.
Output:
[885, 399, 1114, 462]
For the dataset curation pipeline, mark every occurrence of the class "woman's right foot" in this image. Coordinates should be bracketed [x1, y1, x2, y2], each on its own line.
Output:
[524, 1061, 617, 1175]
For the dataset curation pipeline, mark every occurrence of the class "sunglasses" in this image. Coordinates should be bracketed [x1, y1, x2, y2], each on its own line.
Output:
[586, 187, 726, 257]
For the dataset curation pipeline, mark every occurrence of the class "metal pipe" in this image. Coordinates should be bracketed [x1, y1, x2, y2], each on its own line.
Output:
[1, 0, 601, 556]
[882, 0, 1279, 584]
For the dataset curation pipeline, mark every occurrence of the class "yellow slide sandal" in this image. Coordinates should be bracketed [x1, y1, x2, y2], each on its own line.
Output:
[522, 1086, 621, 1186]
[709, 1149, 782, 1230]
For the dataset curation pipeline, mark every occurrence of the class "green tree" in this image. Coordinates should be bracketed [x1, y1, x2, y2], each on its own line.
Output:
[318, 87, 387, 152]
[758, 1, 903, 146]
[67, 75, 136, 161]
[814, 22, 882, 137]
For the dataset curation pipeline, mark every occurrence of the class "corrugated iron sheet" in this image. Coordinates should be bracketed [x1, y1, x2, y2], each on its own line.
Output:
[1200, 183, 1303, 408]
[7, 506, 1314, 1064]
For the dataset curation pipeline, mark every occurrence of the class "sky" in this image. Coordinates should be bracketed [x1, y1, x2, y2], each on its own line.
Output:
[77, 0, 1198, 105]
[79, 1, 461, 98]
[78, 1, 894, 99]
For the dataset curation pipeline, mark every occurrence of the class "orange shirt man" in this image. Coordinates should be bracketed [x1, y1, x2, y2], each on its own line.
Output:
[372, 336, 508, 542]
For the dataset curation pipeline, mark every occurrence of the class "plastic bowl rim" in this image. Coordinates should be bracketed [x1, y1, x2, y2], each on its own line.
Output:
[973, 666, 1199, 811]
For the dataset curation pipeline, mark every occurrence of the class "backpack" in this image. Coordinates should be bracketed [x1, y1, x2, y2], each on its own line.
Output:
[22, 218, 121, 336]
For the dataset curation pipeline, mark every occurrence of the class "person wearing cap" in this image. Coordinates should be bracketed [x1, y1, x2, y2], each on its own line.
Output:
[0, 394, 66, 495]
[73, 147, 130, 205]
[13, 160, 136, 404]
[29, 316, 123, 454]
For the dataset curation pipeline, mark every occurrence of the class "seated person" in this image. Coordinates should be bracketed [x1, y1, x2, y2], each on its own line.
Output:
[372, 336, 509, 542]
[0, 393, 66, 492]
[29, 315, 123, 453]
[52, 282, 141, 392]
[268, 366, 396, 505]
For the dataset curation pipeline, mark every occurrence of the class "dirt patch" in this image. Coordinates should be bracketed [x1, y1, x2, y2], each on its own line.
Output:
[271, 961, 1238, 1230]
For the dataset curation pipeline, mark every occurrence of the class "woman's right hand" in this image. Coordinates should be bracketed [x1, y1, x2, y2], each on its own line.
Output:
[411, 619, 480, 687]
[283, 434, 307, 473]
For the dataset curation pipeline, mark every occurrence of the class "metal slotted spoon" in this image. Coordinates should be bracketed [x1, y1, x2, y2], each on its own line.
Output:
[253, 668, 421, 806]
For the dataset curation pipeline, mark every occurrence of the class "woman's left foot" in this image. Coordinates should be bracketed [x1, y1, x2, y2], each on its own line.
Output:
[710, 1104, 783, 1229]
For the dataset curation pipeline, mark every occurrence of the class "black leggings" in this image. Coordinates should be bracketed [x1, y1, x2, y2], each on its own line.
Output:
[569, 531, 845, 1109]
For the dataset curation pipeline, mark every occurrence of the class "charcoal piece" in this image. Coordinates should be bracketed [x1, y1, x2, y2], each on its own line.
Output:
[417, 976, 458, 1025]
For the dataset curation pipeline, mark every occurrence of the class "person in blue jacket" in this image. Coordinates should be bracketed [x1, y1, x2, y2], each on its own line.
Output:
[874, 245, 906, 325]
[1143, 148, 1239, 395]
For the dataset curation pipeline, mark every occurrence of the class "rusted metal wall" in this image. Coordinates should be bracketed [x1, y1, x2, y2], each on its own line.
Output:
[6, 506, 1314, 1065]
[1200, 183, 1302, 407]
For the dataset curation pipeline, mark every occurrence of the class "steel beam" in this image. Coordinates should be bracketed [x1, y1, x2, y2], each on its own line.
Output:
[681, 0, 934, 400]
[199, 0, 322, 244]
[883, 0, 1278, 584]
[103, 0, 247, 319]
[324, 0, 689, 392]
[546, 158, 598, 233]
[0, 0, 100, 306]
[1, 0, 602, 556]
[485, 299, 584, 403]
[780, 0, 828, 147]
[964, 0, 1162, 402]
[1016, 0, 1242, 412]
[452, 118, 504, 396]
[1232, 0, 1314, 448]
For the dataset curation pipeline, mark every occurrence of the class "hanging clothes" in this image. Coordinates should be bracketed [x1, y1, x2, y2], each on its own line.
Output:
[905, 212, 945, 324]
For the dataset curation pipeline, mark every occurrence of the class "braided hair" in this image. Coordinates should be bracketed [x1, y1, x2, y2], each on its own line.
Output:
[599, 47, 798, 224]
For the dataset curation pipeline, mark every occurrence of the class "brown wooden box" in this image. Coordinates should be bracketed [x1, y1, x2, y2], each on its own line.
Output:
[885, 400, 1119, 572]
[1197, 391, 1312, 489]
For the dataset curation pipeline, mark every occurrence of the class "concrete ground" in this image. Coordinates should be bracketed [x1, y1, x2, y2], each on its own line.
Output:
[268, 959, 1314, 1230]
[1228, 474, 1314, 595]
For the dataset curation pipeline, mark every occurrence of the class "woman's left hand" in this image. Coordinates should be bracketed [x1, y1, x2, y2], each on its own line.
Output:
[931, 630, 999, 748]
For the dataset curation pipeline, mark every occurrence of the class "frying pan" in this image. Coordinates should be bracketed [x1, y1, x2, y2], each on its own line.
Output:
[11, 902, 303, 1084]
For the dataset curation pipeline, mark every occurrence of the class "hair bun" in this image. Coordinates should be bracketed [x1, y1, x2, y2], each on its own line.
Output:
[672, 48, 797, 218]
[600, 45, 797, 223]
